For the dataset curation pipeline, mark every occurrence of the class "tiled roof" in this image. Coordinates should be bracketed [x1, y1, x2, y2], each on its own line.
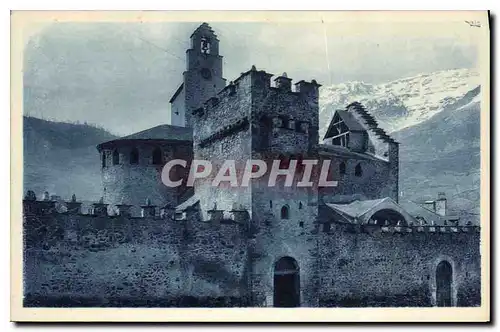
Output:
[97, 124, 192, 150]
[121, 124, 192, 141]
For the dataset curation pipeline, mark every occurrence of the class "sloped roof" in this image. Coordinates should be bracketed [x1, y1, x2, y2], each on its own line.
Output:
[398, 199, 448, 226]
[121, 124, 192, 141]
[346, 102, 398, 144]
[176, 194, 199, 212]
[326, 198, 388, 218]
[169, 83, 184, 103]
[97, 124, 192, 150]
[324, 110, 366, 140]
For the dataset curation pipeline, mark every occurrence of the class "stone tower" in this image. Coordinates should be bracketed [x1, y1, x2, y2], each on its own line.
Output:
[170, 23, 226, 128]
[191, 67, 322, 306]
[246, 72, 322, 307]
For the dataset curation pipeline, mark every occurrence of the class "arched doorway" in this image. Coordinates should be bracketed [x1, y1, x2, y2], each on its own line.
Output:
[436, 261, 453, 307]
[369, 209, 407, 226]
[273, 257, 300, 307]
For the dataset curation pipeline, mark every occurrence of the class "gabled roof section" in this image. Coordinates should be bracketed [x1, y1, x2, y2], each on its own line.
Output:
[346, 102, 399, 144]
[324, 197, 450, 227]
[190, 22, 218, 39]
[324, 197, 415, 226]
[169, 83, 184, 103]
[324, 109, 366, 139]
[398, 199, 448, 226]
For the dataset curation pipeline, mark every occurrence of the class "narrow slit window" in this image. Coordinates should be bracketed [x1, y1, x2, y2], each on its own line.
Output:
[112, 149, 119, 165]
[339, 162, 346, 175]
[101, 152, 106, 168]
[130, 148, 139, 165]
[152, 147, 163, 165]
[355, 163, 363, 177]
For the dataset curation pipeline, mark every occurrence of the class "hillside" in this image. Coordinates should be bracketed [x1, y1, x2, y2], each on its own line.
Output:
[23, 116, 117, 201]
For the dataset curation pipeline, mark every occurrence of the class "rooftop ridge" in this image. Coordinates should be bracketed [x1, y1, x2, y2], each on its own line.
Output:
[346, 101, 398, 144]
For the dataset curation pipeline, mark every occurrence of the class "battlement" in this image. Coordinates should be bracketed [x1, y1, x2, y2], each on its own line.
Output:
[322, 218, 480, 236]
[194, 66, 321, 110]
[191, 66, 320, 154]
[23, 189, 251, 226]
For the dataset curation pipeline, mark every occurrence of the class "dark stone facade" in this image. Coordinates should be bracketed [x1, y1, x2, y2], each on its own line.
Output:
[22, 198, 481, 307]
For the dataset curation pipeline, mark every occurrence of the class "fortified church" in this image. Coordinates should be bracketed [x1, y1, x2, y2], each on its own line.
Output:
[23, 23, 481, 308]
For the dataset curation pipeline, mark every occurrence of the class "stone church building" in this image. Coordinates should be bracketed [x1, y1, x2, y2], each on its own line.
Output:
[23, 23, 481, 308]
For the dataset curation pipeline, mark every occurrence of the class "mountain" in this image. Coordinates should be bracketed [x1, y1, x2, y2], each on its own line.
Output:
[392, 87, 481, 222]
[23, 116, 117, 201]
[317, 68, 481, 222]
[319, 68, 480, 137]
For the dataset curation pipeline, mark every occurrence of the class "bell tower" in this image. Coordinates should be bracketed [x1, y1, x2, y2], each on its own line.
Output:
[178, 23, 226, 128]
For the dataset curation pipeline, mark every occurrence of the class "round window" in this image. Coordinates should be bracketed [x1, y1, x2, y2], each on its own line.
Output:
[200, 68, 212, 80]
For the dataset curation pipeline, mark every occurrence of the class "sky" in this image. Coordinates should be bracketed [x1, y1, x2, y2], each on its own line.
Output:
[23, 20, 480, 136]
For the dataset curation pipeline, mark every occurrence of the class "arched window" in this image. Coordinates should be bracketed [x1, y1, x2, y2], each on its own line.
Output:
[112, 149, 119, 165]
[436, 261, 453, 307]
[355, 163, 363, 177]
[200, 37, 211, 54]
[281, 205, 290, 220]
[130, 147, 139, 165]
[101, 151, 106, 168]
[152, 147, 163, 165]
[339, 162, 346, 175]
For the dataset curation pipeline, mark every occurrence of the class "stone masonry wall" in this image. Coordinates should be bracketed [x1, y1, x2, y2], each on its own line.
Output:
[319, 150, 396, 203]
[101, 141, 192, 216]
[23, 203, 248, 307]
[317, 222, 481, 307]
[22, 199, 480, 307]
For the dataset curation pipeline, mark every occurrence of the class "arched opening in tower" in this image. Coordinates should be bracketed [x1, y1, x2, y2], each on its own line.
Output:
[273, 256, 300, 307]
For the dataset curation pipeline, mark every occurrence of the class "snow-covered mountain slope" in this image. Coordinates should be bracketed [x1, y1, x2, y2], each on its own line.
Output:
[392, 90, 481, 221]
[319, 68, 480, 137]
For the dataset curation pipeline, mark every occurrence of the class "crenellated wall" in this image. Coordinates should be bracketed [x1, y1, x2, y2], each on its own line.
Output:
[22, 196, 481, 308]
[23, 199, 249, 307]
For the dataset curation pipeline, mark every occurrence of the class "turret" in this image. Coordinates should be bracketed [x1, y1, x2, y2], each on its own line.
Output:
[274, 72, 292, 91]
